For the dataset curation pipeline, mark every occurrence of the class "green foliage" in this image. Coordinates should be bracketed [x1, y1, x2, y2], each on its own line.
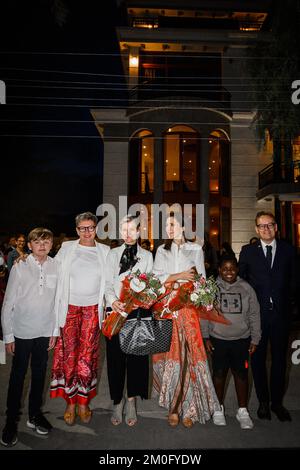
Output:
[247, 0, 300, 148]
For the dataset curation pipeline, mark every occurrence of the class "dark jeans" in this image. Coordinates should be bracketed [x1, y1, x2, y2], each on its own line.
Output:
[6, 336, 49, 423]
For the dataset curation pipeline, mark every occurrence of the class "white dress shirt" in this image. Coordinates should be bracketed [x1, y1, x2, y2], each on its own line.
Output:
[105, 244, 153, 309]
[1, 254, 59, 343]
[261, 239, 276, 268]
[153, 241, 206, 283]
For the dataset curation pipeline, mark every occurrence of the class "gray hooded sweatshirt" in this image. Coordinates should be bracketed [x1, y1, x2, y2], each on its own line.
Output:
[201, 276, 261, 345]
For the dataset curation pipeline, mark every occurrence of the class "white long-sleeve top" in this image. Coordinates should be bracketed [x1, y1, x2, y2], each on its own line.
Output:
[54, 239, 109, 327]
[153, 241, 206, 283]
[69, 244, 101, 306]
[105, 244, 153, 309]
[1, 254, 59, 343]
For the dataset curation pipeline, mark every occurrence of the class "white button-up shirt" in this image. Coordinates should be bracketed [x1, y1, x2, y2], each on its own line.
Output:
[153, 241, 206, 283]
[1, 254, 59, 343]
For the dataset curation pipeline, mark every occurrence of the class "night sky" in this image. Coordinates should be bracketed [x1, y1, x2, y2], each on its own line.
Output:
[0, 0, 125, 237]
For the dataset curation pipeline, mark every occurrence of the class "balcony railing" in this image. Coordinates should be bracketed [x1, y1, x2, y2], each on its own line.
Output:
[258, 160, 300, 189]
[129, 79, 231, 107]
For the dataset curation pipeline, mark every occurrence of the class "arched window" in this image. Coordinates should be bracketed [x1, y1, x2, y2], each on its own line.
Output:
[163, 125, 199, 193]
[129, 129, 154, 195]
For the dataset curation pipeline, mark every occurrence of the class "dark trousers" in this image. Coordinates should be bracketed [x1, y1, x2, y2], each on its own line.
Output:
[106, 334, 149, 405]
[6, 337, 49, 423]
[251, 317, 289, 406]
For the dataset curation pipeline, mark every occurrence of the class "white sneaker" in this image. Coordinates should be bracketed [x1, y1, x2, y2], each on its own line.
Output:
[236, 408, 254, 429]
[213, 405, 227, 426]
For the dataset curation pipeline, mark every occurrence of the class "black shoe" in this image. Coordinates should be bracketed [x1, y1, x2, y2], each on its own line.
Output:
[271, 405, 292, 422]
[257, 402, 271, 420]
[1, 423, 18, 447]
[27, 414, 53, 435]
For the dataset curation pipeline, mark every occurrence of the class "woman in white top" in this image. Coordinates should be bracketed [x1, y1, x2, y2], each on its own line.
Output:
[50, 212, 109, 426]
[105, 215, 153, 426]
[152, 214, 221, 428]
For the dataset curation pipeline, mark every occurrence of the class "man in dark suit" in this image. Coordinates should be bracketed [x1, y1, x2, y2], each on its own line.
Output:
[239, 211, 296, 422]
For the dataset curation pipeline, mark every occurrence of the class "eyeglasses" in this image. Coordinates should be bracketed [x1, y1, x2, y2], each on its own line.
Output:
[256, 223, 276, 230]
[77, 226, 96, 233]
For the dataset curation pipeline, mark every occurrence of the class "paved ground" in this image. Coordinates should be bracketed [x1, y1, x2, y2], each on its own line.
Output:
[0, 325, 300, 452]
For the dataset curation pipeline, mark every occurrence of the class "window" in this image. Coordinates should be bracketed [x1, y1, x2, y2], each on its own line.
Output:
[164, 126, 199, 192]
[129, 130, 154, 195]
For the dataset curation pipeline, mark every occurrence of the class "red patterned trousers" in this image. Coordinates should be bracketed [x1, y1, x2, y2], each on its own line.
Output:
[50, 304, 100, 405]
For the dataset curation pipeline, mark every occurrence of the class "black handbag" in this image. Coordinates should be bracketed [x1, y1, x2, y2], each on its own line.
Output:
[119, 311, 173, 356]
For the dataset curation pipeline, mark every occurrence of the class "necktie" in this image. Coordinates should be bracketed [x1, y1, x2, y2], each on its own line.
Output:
[266, 245, 272, 269]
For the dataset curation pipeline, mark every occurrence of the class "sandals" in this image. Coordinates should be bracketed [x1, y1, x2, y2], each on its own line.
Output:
[182, 417, 193, 428]
[77, 406, 92, 424]
[111, 399, 125, 426]
[168, 413, 179, 427]
[64, 405, 76, 426]
[125, 398, 137, 426]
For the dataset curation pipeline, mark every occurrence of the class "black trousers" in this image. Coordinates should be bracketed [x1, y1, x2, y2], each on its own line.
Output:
[251, 317, 289, 406]
[6, 337, 49, 423]
[106, 323, 149, 405]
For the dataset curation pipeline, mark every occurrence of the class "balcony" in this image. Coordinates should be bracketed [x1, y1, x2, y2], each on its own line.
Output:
[127, 79, 231, 114]
[257, 160, 300, 200]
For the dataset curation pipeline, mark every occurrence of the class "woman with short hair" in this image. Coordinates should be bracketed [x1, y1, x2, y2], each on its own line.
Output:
[50, 212, 109, 425]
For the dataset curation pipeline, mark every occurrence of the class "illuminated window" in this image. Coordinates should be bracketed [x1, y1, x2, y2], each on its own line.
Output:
[129, 130, 154, 195]
[164, 126, 199, 192]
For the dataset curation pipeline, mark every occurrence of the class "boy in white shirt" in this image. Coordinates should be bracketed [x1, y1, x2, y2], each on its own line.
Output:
[1, 227, 59, 447]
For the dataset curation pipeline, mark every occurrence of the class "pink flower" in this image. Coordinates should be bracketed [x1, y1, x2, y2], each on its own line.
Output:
[206, 305, 213, 311]
[200, 277, 206, 285]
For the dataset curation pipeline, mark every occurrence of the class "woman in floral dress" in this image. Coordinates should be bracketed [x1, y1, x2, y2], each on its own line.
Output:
[152, 215, 222, 428]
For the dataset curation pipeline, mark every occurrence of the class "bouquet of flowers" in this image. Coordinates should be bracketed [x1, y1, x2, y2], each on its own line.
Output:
[152, 281, 194, 319]
[102, 270, 165, 339]
[190, 275, 230, 325]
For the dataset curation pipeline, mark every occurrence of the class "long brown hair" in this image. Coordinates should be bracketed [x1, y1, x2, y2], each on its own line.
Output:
[163, 214, 189, 251]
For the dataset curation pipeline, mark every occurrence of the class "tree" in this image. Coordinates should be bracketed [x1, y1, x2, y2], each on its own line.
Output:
[247, 0, 300, 183]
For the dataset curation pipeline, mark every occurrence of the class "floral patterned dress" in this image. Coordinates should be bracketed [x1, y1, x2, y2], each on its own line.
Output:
[152, 242, 221, 423]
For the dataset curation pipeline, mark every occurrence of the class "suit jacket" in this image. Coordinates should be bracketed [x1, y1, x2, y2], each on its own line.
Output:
[105, 244, 153, 308]
[239, 239, 296, 324]
[54, 239, 110, 328]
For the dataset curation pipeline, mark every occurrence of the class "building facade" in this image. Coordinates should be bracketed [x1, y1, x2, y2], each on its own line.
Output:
[92, 0, 299, 253]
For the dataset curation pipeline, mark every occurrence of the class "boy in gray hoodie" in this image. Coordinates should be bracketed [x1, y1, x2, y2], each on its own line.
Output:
[202, 255, 261, 429]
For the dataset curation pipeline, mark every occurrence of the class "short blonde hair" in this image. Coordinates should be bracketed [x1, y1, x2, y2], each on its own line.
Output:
[28, 227, 53, 242]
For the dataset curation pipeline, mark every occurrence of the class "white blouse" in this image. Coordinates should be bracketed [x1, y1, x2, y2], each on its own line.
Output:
[69, 244, 101, 306]
[1, 254, 59, 343]
[153, 241, 206, 284]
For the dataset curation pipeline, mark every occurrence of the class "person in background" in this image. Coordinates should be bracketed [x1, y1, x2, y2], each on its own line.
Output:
[50, 212, 109, 426]
[202, 232, 218, 278]
[7, 234, 27, 272]
[105, 215, 153, 426]
[219, 242, 235, 259]
[203, 255, 261, 430]
[239, 211, 297, 422]
[1, 228, 58, 447]
[249, 237, 259, 245]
